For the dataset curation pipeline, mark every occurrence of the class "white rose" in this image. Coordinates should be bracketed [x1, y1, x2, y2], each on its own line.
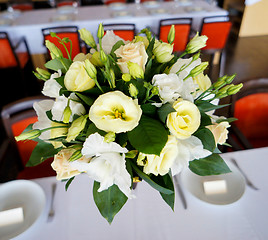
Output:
[89, 91, 142, 133]
[114, 41, 148, 74]
[137, 135, 178, 176]
[102, 30, 126, 54]
[64, 61, 95, 92]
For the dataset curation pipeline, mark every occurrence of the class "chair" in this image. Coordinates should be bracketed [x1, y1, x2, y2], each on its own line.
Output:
[56, 0, 79, 7]
[8, 0, 33, 11]
[0, 96, 56, 181]
[200, 16, 232, 78]
[158, 18, 192, 52]
[229, 78, 268, 149]
[0, 32, 39, 105]
[42, 26, 83, 60]
[103, 0, 126, 5]
[103, 23, 135, 41]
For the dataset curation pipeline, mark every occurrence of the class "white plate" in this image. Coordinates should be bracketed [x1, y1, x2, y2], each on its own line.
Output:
[108, 2, 127, 10]
[181, 161, 246, 205]
[0, 180, 46, 240]
[149, 8, 169, 15]
[142, 1, 160, 8]
[112, 10, 132, 18]
[1, 10, 22, 19]
[57, 5, 77, 14]
[51, 14, 74, 22]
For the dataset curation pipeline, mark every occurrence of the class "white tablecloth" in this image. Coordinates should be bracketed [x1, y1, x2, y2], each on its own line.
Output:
[0, 1, 227, 54]
[12, 147, 268, 240]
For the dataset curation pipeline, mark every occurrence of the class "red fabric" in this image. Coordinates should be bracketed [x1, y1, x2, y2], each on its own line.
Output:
[234, 93, 268, 148]
[104, 0, 126, 5]
[0, 39, 29, 68]
[105, 30, 134, 41]
[159, 24, 190, 52]
[45, 32, 81, 60]
[12, 4, 33, 11]
[201, 21, 232, 50]
[57, 1, 75, 7]
[12, 116, 56, 179]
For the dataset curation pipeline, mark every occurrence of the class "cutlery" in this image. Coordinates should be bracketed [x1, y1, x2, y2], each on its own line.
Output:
[231, 158, 259, 191]
[47, 183, 57, 221]
[174, 175, 187, 209]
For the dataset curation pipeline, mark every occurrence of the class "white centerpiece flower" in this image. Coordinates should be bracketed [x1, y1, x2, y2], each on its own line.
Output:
[42, 70, 62, 98]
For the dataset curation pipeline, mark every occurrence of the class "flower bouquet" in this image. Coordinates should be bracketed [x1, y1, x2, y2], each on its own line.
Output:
[16, 24, 242, 223]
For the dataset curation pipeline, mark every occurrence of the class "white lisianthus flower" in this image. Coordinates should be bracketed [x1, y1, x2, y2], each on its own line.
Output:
[152, 73, 197, 104]
[137, 135, 178, 176]
[101, 30, 126, 54]
[114, 41, 148, 74]
[171, 136, 211, 175]
[89, 91, 142, 133]
[42, 70, 62, 98]
[70, 133, 133, 198]
[51, 93, 86, 123]
[73, 53, 92, 62]
[169, 57, 202, 80]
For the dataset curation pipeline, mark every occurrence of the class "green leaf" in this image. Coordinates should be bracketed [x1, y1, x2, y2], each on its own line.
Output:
[130, 161, 174, 195]
[200, 110, 212, 127]
[26, 140, 59, 167]
[195, 100, 230, 112]
[110, 40, 125, 57]
[157, 103, 175, 123]
[216, 117, 238, 124]
[194, 128, 215, 152]
[189, 154, 231, 176]
[159, 173, 175, 210]
[93, 181, 128, 224]
[86, 123, 106, 137]
[76, 92, 94, 106]
[44, 58, 71, 73]
[141, 103, 157, 117]
[127, 115, 168, 156]
[65, 176, 75, 191]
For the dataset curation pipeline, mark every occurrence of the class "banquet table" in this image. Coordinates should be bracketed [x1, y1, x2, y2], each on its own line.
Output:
[12, 147, 268, 240]
[0, 0, 227, 56]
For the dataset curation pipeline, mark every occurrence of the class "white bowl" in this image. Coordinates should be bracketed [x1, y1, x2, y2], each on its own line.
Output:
[0, 180, 46, 240]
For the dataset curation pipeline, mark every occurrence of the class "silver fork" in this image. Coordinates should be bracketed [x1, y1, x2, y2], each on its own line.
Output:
[47, 183, 57, 221]
[231, 158, 259, 190]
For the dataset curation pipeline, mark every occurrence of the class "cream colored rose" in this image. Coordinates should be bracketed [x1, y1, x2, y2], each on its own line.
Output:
[207, 121, 230, 145]
[89, 91, 142, 133]
[167, 98, 201, 139]
[64, 61, 95, 91]
[114, 41, 148, 74]
[51, 148, 90, 180]
[137, 135, 178, 176]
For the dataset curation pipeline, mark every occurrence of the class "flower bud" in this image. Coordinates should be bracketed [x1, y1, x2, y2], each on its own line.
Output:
[134, 36, 149, 48]
[168, 25, 175, 44]
[45, 40, 63, 59]
[69, 149, 83, 162]
[110, 69, 116, 88]
[151, 86, 159, 95]
[192, 51, 201, 62]
[63, 106, 72, 124]
[225, 74, 236, 84]
[129, 83, 139, 98]
[227, 83, 243, 95]
[85, 59, 97, 79]
[36, 68, 51, 80]
[213, 75, 228, 89]
[78, 28, 97, 49]
[15, 129, 41, 141]
[66, 115, 88, 142]
[127, 62, 144, 79]
[185, 33, 208, 54]
[125, 150, 138, 159]
[122, 73, 131, 82]
[100, 49, 107, 63]
[153, 42, 174, 63]
[97, 23, 104, 39]
[90, 51, 104, 67]
[189, 62, 208, 77]
[104, 132, 116, 143]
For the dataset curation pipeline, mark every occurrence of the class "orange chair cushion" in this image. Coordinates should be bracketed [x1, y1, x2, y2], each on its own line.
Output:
[105, 0, 126, 5]
[159, 24, 190, 52]
[45, 33, 81, 60]
[107, 30, 135, 41]
[12, 116, 56, 179]
[12, 4, 33, 11]
[57, 1, 75, 7]
[0, 39, 29, 68]
[201, 21, 232, 50]
[234, 93, 268, 148]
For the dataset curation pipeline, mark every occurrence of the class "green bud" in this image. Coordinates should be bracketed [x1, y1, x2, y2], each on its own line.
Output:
[110, 69, 116, 88]
[50, 32, 57, 38]
[45, 40, 63, 59]
[192, 51, 201, 62]
[15, 129, 41, 141]
[129, 83, 139, 98]
[189, 62, 208, 78]
[90, 51, 103, 67]
[97, 23, 104, 39]
[127, 62, 144, 79]
[144, 82, 152, 90]
[100, 50, 107, 63]
[151, 86, 159, 95]
[66, 115, 88, 142]
[85, 59, 97, 78]
[134, 36, 149, 48]
[227, 83, 243, 95]
[33, 71, 46, 81]
[153, 42, 174, 63]
[185, 33, 208, 54]
[122, 73, 131, 82]
[78, 28, 97, 49]
[104, 132, 116, 143]
[125, 150, 138, 159]
[36, 67, 51, 80]
[63, 106, 72, 124]
[225, 74, 236, 84]
[168, 25, 175, 44]
[69, 149, 83, 162]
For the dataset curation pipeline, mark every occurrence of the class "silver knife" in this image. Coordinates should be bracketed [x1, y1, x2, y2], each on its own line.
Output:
[231, 158, 259, 190]
[174, 175, 187, 209]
